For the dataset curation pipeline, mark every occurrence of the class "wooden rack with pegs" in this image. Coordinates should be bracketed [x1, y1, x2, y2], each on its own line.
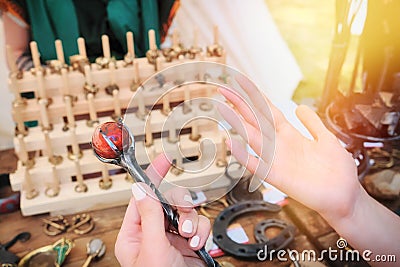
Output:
[8, 28, 236, 216]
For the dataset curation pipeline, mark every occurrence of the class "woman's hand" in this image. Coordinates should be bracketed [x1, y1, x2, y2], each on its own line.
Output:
[218, 76, 362, 222]
[115, 153, 210, 267]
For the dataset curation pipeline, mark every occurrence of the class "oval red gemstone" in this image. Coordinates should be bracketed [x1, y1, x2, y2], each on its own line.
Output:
[92, 122, 126, 159]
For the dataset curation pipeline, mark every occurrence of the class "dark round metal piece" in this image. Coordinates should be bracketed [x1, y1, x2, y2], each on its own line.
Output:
[254, 219, 296, 246]
[213, 201, 287, 259]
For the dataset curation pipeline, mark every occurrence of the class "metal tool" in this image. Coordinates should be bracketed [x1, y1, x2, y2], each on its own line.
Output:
[82, 238, 106, 267]
[91, 121, 220, 267]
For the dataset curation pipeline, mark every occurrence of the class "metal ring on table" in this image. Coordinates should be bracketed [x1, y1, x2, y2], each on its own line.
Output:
[213, 201, 287, 259]
[254, 218, 296, 247]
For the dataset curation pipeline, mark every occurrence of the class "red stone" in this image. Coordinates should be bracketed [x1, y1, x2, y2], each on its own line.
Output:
[92, 122, 127, 159]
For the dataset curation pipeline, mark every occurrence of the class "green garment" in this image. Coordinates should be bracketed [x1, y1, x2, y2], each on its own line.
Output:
[22, 0, 174, 63]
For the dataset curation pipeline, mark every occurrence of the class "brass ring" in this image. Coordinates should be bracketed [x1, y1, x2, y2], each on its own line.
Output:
[74, 183, 88, 193]
[45, 186, 60, 198]
[99, 178, 113, 190]
[67, 150, 83, 160]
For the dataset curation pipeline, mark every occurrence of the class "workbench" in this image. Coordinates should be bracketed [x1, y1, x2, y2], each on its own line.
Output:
[1, 175, 380, 267]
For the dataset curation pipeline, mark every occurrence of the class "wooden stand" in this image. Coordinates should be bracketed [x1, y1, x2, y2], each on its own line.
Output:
[8, 30, 234, 216]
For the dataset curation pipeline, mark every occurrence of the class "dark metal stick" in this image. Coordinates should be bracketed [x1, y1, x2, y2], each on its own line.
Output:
[93, 126, 219, 267]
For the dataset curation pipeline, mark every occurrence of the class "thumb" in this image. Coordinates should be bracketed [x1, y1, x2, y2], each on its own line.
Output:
[131, 183, 168, 244]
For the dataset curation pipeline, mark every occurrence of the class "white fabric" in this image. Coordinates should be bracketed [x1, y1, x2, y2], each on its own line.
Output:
[165, 0, 303, 104]
[0, 18, 15, 150]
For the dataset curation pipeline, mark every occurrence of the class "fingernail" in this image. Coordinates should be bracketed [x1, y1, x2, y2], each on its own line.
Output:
[182, 219, 193, 234]
[183, 194, 194, 205]
[190, 235, 200, 248]
[131, 183, 146, 201]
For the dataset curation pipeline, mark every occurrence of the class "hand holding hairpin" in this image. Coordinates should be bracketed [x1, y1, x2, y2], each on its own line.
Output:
[91, 121, 220, 267]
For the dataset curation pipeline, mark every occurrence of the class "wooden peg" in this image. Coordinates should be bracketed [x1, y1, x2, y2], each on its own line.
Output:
[23, 166, 39, 199]
[39, 98, 52, 131]
[199, 87, 213, 111]
[73, 159, 88, 193]
[61, 68, 71, 96]
[109, 61, 117, 85]
[220, 49, 227, 64]
[216, 137, 228, 167]
[146, 29, 159, 66]
[207, 26, 224, 57]
[36, 69, 46, 99]
[213, 25, 219, 45]
[68, 127, 83, 160]
[126, 31, 135, 59]
[77, 37, 87, 58]
[17, 134, 28, 163]
[171, 148, 184, 176]
[64, 95, 76, 129]
[155, 56, 162, 72]
[44, 130, 63, 165]
[102, 34, 111, 59]
[84, 64, 93, 86]
[17, 134, 34, 168]
[86, 93, 99, 127]
[162, 93, 171, 115]
[130, 60, 140, 91]
[149, 29, 157, 51]
[83, 65, 99, 95]
[30, 41, 41, 70]
[183, 86, 192, 114]
[167, 117, 178, 143]
[190, 118, 201, 141]
[188, 28, 202, 59]
[14, 104, 28, 136]
[55, 40, 65, 64]
[99, 164, 112, 190]
[45, 165, 60, 197]
[6, 45, 18, 73]
[136, 89, 147, 120]
[112, 89, 122, 121]
[144, 114, 153, 147]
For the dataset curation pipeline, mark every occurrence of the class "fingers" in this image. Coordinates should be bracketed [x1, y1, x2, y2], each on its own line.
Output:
[217, 101, 274, 164]
[188, 215, 211, 250]
[130, 183, 168, 245]
[145, 153, 172, 187]
[227, 138, 271, 182]
[235, 75, 288, 128]
[164, 188, 200, 238]
[116, 183, 169, 266]
[218, 87, 259, 128]
[295, 105, 332, 141]
[218, 87, 275, 139]
[164, 187, 194, 211]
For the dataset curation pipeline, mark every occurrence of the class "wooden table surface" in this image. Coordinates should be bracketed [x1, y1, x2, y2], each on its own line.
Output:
[0, 193, 370, 267]
[0, 147, 398, 267]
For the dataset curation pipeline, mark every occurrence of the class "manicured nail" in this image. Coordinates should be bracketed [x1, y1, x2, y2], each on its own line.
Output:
[190, 235, 200, 248]
[182, 220, 193, 234]
[131, 183, 146, 201]
[184, 194, 194, 205]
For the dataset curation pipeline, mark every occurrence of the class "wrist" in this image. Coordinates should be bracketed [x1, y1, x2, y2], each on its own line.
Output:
[319, 184, 367, 233]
